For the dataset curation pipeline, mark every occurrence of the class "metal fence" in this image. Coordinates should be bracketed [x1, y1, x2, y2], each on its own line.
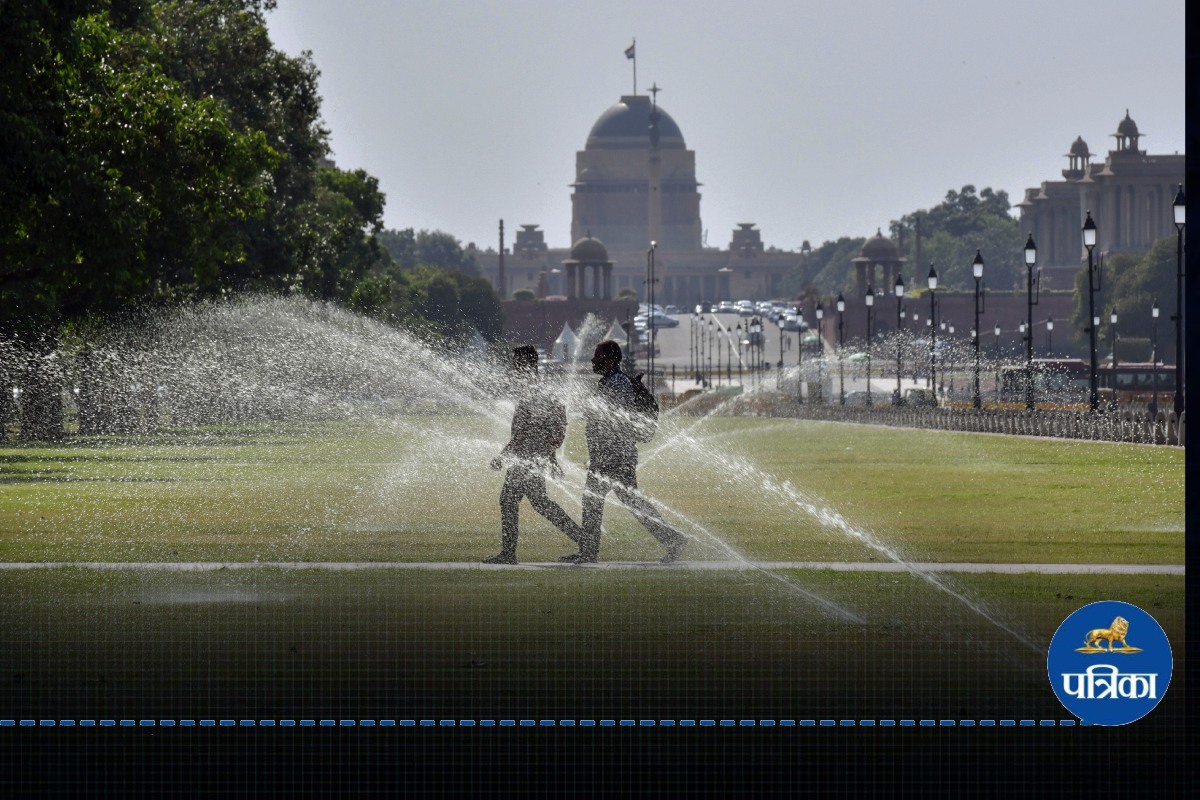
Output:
[671, 391, 1185, 447]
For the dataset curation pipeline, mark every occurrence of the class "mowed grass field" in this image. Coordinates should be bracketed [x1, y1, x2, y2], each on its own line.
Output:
[0, 415, 1185, 730]
[0, 414, 1185, 565]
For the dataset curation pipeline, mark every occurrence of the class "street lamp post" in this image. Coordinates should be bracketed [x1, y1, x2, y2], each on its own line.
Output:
[1082, 211, 1101, 412]
[715, 319, 722, 389]
[894, 274, 905, 405]
[700, 319, 710, 388]
[1023, 234, 1040, 410]
[751, 317, 764, 389]
[927, 265, 938, 394]
[726, 325, 732, 386]
[864, 285, 875, 408]
[777, 317, 785, 391]
[837, 293, 846, 404]
[971, 250, 985, 410]
[815, 302, 824, 403]
[1109, 307, 1118, 409]
[1172, 184, 1186, 414]
[689, 313, 696, 381]
[1046, 316, 1054, 357]
[795, 307, 804, 404]
[947, 323, 956, 397]
[994, 322, 1002, 397]
[729, 323, 739, 388]
[647, 241, 658, 393]
[1151, 300, 1160, 417]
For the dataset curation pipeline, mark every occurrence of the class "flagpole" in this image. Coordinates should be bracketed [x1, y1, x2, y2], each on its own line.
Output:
[632, 38, 637, 94]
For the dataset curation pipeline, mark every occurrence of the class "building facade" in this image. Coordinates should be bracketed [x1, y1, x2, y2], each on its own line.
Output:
[1015, 111, 1184, 288]
[474, 93, 798, 309]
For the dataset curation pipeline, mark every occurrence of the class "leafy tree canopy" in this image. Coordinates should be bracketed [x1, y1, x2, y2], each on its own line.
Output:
[376, 228, 481, 276]
[1072, 236, 1177, 358]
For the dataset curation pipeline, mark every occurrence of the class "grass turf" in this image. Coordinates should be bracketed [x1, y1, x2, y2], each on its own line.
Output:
[0, 416, 1185, 730]
[0, 415, 1184, 565]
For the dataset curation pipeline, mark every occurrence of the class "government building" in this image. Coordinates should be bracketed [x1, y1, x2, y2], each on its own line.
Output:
[471, 94, 799, 307]
[1015, 110, 1184, 288]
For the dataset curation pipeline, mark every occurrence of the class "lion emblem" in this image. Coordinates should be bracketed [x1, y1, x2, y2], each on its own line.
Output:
[1084, 616, 1130, 652]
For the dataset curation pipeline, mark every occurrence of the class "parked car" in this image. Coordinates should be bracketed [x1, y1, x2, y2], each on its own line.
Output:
[664, 304, 681, 314]
[904, 387, 938, 407]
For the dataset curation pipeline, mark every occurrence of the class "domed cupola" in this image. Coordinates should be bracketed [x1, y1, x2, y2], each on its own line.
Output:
[585, 95, 686, 150]
[1110, 109, 1144, 156]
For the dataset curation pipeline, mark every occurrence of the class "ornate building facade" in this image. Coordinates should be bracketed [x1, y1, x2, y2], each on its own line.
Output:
[473, 93, 798, 307]
[1015, 110, 1184, 288]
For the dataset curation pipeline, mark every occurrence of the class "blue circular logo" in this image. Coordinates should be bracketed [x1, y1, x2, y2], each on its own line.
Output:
[1047, 600, 1172, 725]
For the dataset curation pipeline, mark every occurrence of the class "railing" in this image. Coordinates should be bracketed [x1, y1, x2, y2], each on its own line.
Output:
[670, 391, 1185, 446]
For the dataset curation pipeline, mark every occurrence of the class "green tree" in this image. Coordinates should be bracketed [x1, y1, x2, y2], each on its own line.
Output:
[893, 186, 1023, 291]
[376, 228, 481, 275]
[155, 0, 330, 292]
[1073, 238, 1176, 359]
[782, 237, 866, 297]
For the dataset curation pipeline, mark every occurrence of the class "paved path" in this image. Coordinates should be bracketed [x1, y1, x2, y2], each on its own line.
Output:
[0, 561, 1183, 574]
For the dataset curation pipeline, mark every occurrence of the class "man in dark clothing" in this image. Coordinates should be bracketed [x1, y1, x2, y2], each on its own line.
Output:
[560, 340, 688, 564]
[484, 346, 584, 565]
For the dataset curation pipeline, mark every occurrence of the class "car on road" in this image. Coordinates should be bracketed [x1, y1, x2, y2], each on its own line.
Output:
[736, 300, 755, 316]
[664, 304, 681, 314]
[636, 312, 679, 330]
[717, 300, 736, 313]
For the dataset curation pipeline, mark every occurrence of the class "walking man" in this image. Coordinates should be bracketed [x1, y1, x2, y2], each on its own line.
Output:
[561, 340, 688, 564]
[484, 346, 584, 565]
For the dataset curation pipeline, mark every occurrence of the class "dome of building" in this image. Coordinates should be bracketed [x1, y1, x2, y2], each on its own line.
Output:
[859, 228, 900, 261]
[585, 95, 686, 150]
[1115, 109, 1140, 138]
[568, 236, 609, 262]
[1068, 136, 1092, 158]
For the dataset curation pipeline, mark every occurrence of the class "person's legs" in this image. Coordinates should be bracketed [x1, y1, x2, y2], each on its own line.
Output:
[525, 476, 584, 546]
[611, 471, 688, 561]
[568, 470, 611, 562]
[485, 467, 526, 564]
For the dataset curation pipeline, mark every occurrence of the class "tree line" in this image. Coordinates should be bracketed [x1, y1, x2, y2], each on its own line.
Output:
[2, 0, 503, 437]
[784, 184, 1176, 355]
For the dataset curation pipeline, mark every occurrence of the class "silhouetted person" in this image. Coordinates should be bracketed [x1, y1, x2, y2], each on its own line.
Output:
[561, 340, 688, 564]
[484, 346, 584, 565]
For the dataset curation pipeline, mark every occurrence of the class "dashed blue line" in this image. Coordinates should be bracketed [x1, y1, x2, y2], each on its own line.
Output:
[2, 717, 1082, 728]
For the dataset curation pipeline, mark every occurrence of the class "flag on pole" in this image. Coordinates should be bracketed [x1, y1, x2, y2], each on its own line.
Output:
[625, 42, 636, 60]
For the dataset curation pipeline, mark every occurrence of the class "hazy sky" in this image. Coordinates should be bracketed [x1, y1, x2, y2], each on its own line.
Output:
[265, 0, 1185, 253]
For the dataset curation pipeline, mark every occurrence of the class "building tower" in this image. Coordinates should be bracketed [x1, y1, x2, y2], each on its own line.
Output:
[571, 95, 702, 252]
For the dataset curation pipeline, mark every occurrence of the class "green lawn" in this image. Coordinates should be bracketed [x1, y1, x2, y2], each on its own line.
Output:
[0, 415, 1184, 565]
[0, 416, 1185, 727]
